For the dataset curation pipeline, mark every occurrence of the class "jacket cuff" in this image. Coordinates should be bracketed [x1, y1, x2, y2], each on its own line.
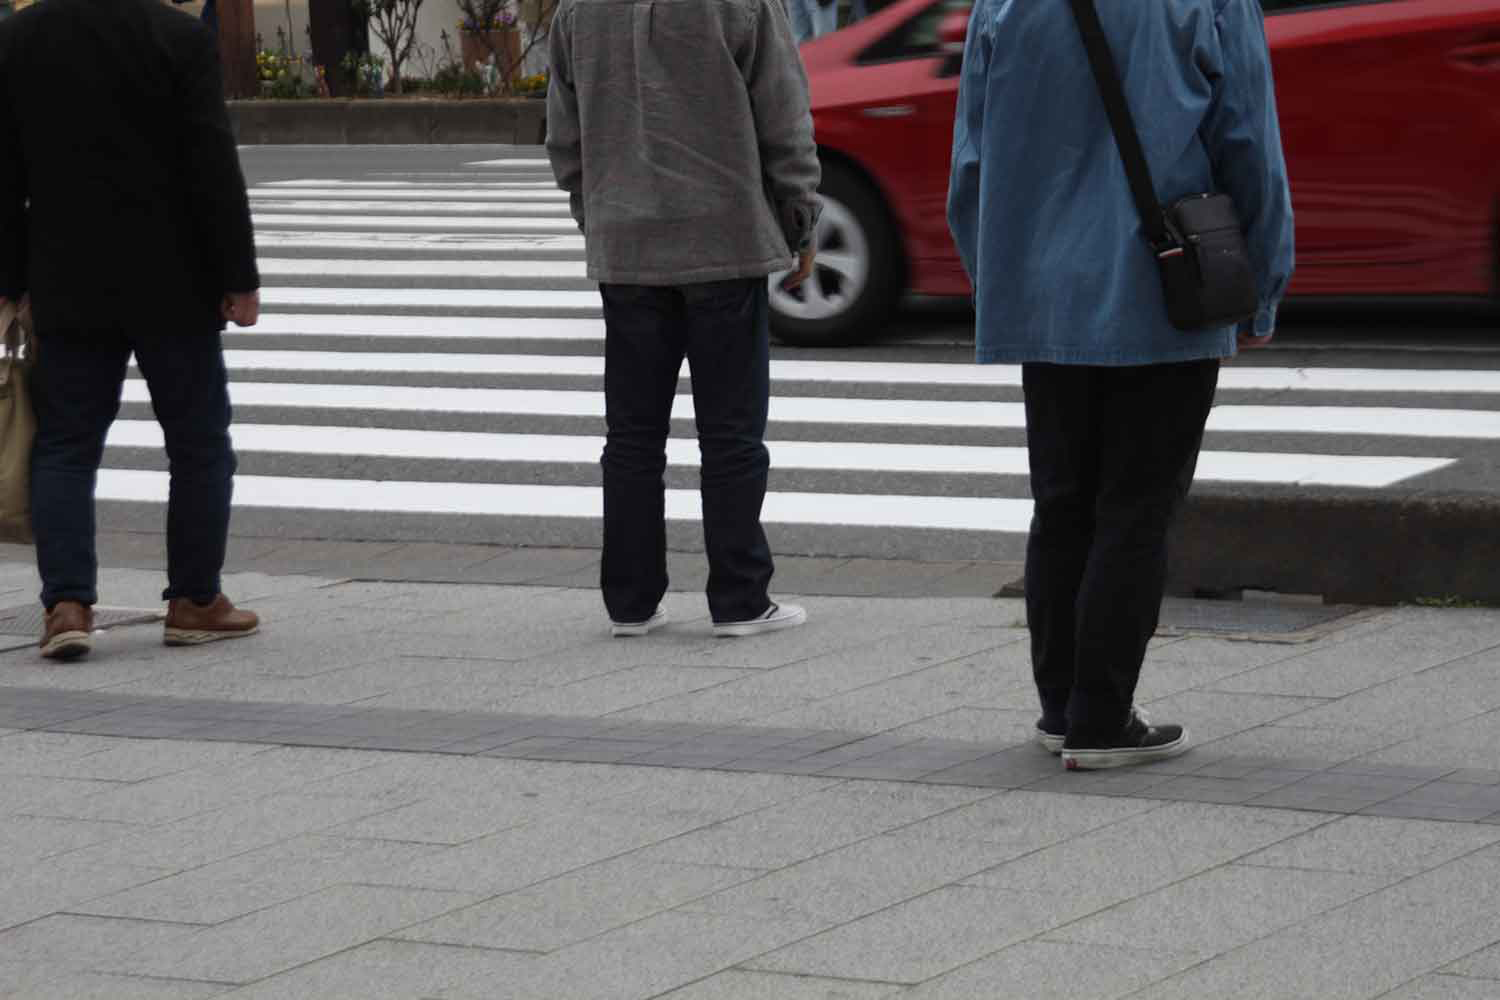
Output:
[780, 198, 822, 253]
[1251, 301, 1279, 337]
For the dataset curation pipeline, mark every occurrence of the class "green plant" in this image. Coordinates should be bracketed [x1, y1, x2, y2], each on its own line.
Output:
[357, 0, 425, 95]
[340, 50, 387, 96]
[1412, 596, 1489, 609]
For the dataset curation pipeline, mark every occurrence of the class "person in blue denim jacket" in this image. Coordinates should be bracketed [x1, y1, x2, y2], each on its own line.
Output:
[947, 0, 1294, 770]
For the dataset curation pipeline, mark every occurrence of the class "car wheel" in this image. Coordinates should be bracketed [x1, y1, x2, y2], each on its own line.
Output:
[769, 162, 902, 348]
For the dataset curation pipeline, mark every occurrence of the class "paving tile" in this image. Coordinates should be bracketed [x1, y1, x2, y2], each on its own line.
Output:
[210, 939, 540, 1000]
[1445, 940, 1500, 979]
[379, 808, 718, 895]
[922, 747, 1061, 788]
[6, 971, 232, 999]
[518, 908, 826, 1000]
[657, 970, 904, 999]
[1207, 611, 1500, 699]
[1362, 782, 1500, 823]
[0, 856, 171, 934]
[1140, 846, 1500, 1000]
[1241, 815, 1500, 876]
[962, 803, 1325, 912]
[899, 789, 1157, 852]
[681, 833, 1026, 927]
[1136, 690, 1330, 743]
[631, 783, 990, 869]
[73, 835, 443, 925]
[1246, 772, 1430, 814]
[0, 914, 201, 976]
[0, 814, 142, 863]
[395, 857, 760, 952]
[747, 885, 1070, 983]
[1044, 863, 1393, 959]
[1378, 975, 1500, 999]
[902, 940, 1202, 1000]
[116, 884, 481, 984]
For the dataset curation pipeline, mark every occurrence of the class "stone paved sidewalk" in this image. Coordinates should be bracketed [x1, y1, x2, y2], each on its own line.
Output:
[4, 556, 1500, 999]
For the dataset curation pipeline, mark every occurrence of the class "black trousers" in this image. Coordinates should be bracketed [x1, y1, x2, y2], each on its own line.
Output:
[30, 329, 236, 609]
[598, 279, 774, 625]
[1022, 359, 1219, 744]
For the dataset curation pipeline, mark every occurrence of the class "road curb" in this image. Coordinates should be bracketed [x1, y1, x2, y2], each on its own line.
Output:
[1171, 490, 1500, 606]
[228, 98, 547, 145]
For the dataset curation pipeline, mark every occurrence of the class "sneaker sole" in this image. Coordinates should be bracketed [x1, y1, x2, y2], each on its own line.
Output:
[164, 624, 260, 647]
[1062, 730, 1190, 771]
[41, 631, 92, 661]
[611, 617, 667, 638]
[713, 607, 808, 639]
[1036, 729, 1065, 755]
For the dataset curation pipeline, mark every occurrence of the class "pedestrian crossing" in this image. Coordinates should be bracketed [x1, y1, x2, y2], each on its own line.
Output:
[98, 149, 1484, 562]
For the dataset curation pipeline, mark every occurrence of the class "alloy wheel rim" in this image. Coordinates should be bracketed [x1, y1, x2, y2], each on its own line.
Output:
[768, 195, 871, 323]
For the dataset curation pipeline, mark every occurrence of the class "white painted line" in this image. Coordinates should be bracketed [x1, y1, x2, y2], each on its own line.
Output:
[95, 468, 1036, 532]
[259, 288, 600, 310]
[248, 315, 603, 340]
[252, 214, 579, 232]
[211, 335, 1500, 396]
[464, 158, 553, 167]
[250, 187, 568, 201]
[249, 200, 573, 215]
[105, 420, 1453, 487]
[1208, 406, 1500, 439]
[207, 349, 1500, 397]
[123, 380, 1500, 437]
[257, 259, 589, 280]
[1222, 367, 1500, 394]
[263, 179, 559, 189]
[254, 231, 586, 253]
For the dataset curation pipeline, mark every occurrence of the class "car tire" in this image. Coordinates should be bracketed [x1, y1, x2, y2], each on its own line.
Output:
[768, 161, 903, 348]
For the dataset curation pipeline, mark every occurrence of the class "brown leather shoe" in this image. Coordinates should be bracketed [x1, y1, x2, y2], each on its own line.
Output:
[164, 594, 260, 646]
[41, 601, 94, 661]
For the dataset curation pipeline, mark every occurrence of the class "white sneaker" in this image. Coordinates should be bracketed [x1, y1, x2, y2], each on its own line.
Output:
[611, 606, 668, 638]
[713, 602, 807, 638]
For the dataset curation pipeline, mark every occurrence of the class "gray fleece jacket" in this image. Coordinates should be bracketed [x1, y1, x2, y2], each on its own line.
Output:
[545, 0, 822, 285]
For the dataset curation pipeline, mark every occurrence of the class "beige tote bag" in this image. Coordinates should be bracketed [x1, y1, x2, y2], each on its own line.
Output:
[0, 299, 36, 544]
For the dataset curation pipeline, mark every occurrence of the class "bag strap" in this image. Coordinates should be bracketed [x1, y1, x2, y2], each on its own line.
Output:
[1066, 0, 1174, 250]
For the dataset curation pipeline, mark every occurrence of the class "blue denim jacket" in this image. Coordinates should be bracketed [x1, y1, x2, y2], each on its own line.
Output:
[947, 0, 1294, 366]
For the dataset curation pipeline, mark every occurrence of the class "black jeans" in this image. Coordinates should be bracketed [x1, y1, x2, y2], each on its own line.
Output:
[30, 330, 236, 609]
[1022, 360, 1219, 744]
[599, 279, 774, 625]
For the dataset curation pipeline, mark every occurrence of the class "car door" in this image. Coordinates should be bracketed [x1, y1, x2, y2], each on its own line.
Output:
[815, 0, 973, 294]
[1264, 0, 1500, 297]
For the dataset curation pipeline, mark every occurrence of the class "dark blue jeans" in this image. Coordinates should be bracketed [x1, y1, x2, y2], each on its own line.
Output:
[599, 279, 774, 625]
[30, 330, 236, 609]
[1022, 360, 1219, 744]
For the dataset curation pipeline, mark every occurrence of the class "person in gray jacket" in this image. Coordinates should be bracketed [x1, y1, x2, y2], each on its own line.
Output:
[546, 0, 820, 639]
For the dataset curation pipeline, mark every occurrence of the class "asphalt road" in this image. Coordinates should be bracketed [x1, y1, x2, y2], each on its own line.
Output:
[90, 143, 1499, 585]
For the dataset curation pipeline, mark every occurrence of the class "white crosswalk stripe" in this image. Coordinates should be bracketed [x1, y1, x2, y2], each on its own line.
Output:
[102, 159, 1481, 553]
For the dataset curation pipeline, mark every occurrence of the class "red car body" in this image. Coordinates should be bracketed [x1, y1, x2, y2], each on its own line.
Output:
[790, 0, 1500, 337]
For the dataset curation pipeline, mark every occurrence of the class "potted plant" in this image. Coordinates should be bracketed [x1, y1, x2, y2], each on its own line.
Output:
[458, 7, 521, 77]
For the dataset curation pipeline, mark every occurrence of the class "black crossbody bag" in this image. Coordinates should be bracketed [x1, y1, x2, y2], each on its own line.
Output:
[1068, 0, 1259, 332]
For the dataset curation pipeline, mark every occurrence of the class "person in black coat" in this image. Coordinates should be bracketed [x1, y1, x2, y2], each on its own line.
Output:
[0, 0, 263, 660]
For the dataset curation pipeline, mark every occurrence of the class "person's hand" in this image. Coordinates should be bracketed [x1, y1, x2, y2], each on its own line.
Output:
[780, 248, 817, 292]
[1237, 328, 1273, 350]
[222, 290, 260, 328]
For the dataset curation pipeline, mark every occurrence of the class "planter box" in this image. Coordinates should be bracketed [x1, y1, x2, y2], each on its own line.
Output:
[228, 98, 546, 145]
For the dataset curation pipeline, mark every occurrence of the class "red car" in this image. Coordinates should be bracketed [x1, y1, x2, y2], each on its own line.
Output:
[770, 0, 1500, 346]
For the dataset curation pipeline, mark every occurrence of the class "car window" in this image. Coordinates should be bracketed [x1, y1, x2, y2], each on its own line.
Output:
[856, 0, 971, 64]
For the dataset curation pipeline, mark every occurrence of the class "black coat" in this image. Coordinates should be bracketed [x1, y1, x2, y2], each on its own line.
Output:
[0, 0, 258, 336]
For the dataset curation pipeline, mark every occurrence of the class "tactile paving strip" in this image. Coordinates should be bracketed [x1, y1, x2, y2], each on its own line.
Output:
[0, 604, 164, 637]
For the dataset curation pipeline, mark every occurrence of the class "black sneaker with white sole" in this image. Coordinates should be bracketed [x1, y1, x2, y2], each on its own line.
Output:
[1036, 719, 1065, 755]
[1061, 708, 1189, 771]
[713, 602, 807, 638]
[611, 606, 668, 638]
